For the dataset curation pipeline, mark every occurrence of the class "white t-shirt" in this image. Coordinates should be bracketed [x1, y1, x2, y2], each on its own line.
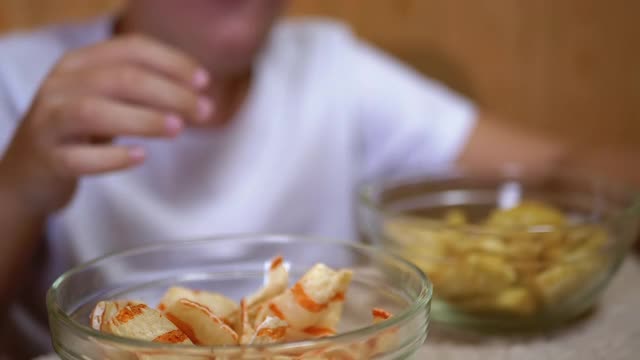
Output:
[0, 17, 475, 350]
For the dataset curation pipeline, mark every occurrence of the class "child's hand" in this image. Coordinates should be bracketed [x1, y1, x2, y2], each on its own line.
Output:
[0, 35, 213, 213]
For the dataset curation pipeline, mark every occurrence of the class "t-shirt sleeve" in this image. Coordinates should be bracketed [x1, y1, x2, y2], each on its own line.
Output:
[352, 42, 477, 182]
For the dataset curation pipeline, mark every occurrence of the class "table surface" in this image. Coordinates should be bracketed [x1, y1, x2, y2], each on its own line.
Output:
[37, 257, 640, 360]
[417, 256, 640, 360]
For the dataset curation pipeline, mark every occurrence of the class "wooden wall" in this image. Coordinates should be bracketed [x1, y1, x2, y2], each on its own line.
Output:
[1, 0, 638, 146]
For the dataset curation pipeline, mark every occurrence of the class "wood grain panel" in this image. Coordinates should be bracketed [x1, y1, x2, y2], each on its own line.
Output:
[0, 0, 122, 31]
[545, 0, 640, 143]
[289, 0, 640, 145]
[1, 0, 638, 145]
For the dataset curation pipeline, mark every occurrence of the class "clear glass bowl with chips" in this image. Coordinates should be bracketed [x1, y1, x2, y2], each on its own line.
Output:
[358, 170, 640, 331]
[47, 235, 432, 359]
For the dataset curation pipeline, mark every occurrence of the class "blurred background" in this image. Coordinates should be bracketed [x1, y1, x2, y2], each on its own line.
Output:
[0, 3, 638, 358]
[0, 0, 638, 147]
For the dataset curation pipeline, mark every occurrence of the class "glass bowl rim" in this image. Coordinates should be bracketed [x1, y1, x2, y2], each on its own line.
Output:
[358, 169, 640, 234]
[357, 170, 640, 264]
[47, 233, 433, 353]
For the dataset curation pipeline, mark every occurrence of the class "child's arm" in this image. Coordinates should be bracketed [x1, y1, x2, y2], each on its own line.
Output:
[0, 34, 212, 308]
[457, 111, 640, 186]
[350, 41, 639, 187]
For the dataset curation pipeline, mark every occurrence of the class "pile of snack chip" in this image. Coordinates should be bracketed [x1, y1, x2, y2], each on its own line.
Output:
[90, 257, 396, 358]
[386, 202, 609, 316]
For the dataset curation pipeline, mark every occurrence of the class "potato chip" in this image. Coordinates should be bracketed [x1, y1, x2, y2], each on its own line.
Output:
[388, 202, 609, 316]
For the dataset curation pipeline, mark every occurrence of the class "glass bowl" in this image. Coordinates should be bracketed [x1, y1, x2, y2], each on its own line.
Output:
[47, 235, 432, 359]
[358, 170, 640, 331]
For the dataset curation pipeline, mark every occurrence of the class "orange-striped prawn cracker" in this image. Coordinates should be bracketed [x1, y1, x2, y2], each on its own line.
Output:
[165, 298, 238, 346]
[238, 298, 256, 344]
[90, 300, 144, 331]
[366, 308, 397, 357]
[102, 304, 192, 345]
[250, 316, 289, 345]
[314, 289, 348, 331]
[256, 264, 352, 330]
[246, 256, 290, 309]
[285, 292, 347, 341]
[234, 256, 290, 329]
[157, 286, 238, 320]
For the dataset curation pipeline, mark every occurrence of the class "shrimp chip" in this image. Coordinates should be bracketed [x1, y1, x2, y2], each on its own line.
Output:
[284, 325, 337, 343]
[103, 304, 192, 345]
[366, 308, 397, 357]
[372, 308, 392, 324]
[91, 256, 376, 355]
[246, 256, 289, 309]
[157, 286, 238, 321]
[315, 291, 347, 331]
[238, 299, 255, 344]
[231, 256, 290, 329]
[90, 300, 143, 331]
[256, 264, 352, 331]
[164, 298, 238, 346]
[250, 316, 289, 345]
